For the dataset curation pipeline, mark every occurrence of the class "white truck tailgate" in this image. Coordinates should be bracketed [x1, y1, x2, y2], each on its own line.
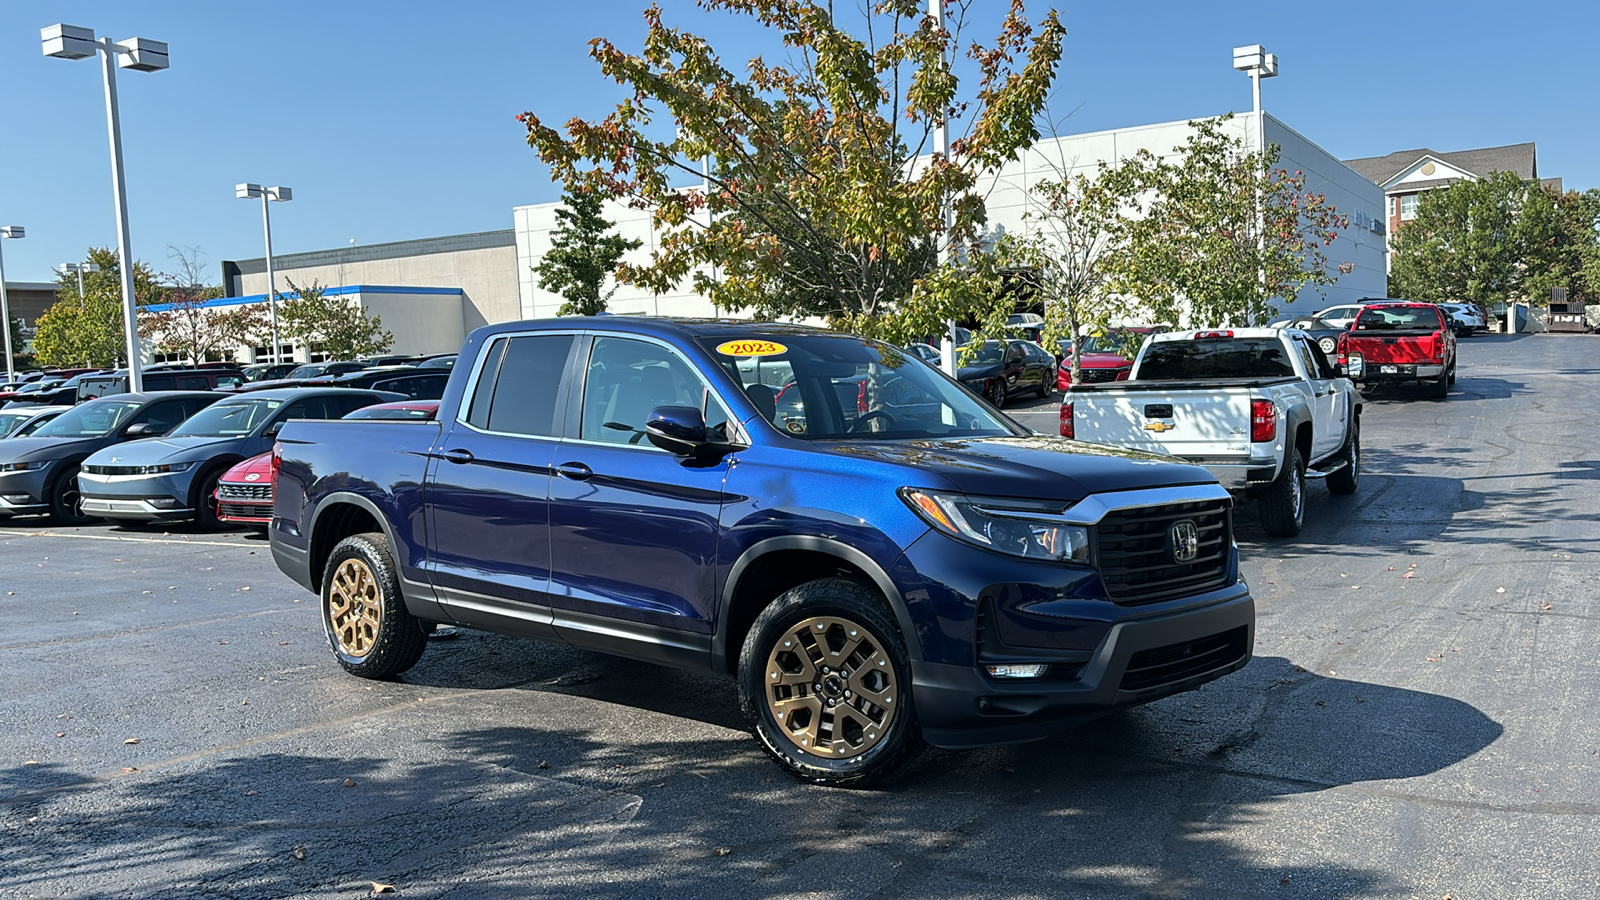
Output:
[1073, 389, 1254, 457]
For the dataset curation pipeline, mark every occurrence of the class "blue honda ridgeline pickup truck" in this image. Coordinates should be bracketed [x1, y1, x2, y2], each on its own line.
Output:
[270, 319, 1255, 786]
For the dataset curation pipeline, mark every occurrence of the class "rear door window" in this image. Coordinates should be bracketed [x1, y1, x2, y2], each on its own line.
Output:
[464, 334, 574, 437]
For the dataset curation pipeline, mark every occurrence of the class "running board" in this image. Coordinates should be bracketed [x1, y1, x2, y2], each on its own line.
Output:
[1307, 459, 1349, 479]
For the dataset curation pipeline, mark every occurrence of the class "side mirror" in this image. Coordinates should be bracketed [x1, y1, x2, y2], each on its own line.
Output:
[1346, 354, 1364, 381]
[262, 421, 284, 438]
[645, 405, 709, 456]
[122, 422, 157, 438]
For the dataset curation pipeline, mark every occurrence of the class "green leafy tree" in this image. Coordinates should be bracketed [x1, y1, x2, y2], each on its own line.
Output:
[278, 278, 393, 360]
[1388, 171, 1559, 307]
[1523, 187, 1600, 306]
[536, 188, 643, 316]
[32, 247, 165, 367]
[1105, 117, 1353, 328]
[521, 0, 1064, 338]
[6, 313, 29, 373]
[139, 245, 263, 364]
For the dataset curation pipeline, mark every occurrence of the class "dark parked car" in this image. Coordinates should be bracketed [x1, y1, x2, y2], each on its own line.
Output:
[956, 340, 1056, 407]
[0, 392, 221, 523]
[241, 362, 300, 383]
[270, 319, 1254, 787]
[1267, 315, 1347, 356]
[73, 368, 245, 402]
[79, 387, 400, 529]
[309, 367, 450, 400]
[6, 371, 108, 406]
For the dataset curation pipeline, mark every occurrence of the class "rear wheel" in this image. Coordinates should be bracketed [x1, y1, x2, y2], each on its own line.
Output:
[1327, 421, 1360, 495]
[1317, 336, 1337, 355]
[1036, 374, 1055, 399]
[48, 465, 94, 526]
[1260, 449, 1306, 537]
[321, 532, 428, 679]
[1430, 373, 1450, 399]
[1447, 362, 1457, 386]
[738, 577, 923, 787]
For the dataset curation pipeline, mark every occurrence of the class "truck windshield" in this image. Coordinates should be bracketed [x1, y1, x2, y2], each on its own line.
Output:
[1138, 338, 1296, 380]
[706, 333, 1021, 440]
[31, 400, 143, 438]
[168, 399, 284, 437]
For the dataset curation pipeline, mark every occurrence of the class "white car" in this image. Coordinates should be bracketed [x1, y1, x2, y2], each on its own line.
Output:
[1313, 303, 1367, 330]
[0, 405, 72, 440]
[1438, 303, 1487, 336]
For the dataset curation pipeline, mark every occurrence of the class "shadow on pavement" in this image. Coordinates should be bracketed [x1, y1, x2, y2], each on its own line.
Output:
[0, 655, 1501, 899]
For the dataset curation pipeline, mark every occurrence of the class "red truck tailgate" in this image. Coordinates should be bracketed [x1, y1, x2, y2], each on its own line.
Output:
[1343, 333, 1441, 365]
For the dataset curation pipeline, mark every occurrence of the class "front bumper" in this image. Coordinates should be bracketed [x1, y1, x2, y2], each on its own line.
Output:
[913, 590, 1255, 749]
[78, 471, 196, 521]
[217, 495, 271, 524]
[0, 467, 53, 514]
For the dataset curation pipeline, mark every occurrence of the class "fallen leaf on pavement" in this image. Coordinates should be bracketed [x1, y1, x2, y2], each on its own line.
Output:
[1387, 567, 1396, 571]
[371, 883, 396, 894]
[121, 767, 137, 773]
[294, 847, 305, 860]
[1401, 572, 1414, 579]
[240, 586, 251, 592]
[123, 738, 140, 745]
[23, 760, 37, 766]
[343, 778, 357, 787]
[1542, 604, 1553, 610]
[1496, 587, 1506, 593]
[243, 790, 258, 796]
[713, 846, 733, 857]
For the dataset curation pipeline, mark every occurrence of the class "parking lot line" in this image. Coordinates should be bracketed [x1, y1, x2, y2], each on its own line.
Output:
[5, 530, 261, 548]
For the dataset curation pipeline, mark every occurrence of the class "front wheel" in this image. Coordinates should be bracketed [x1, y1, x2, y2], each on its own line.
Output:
[48, 465, 94, 526]
[1327, 420, 1360, 495]
[321, 532, 428, 679]
[191, 465, 228, 531]
[1260, 449, 1306, 537]
[738, 578, 923, 787]
[984, 380, 1007, 408]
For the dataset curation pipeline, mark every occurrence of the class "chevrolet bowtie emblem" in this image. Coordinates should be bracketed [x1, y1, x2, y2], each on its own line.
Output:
[1144, 421, 1175, 433]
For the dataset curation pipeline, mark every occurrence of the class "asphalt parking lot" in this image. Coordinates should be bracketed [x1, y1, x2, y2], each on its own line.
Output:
[2, 333, 1597, 899]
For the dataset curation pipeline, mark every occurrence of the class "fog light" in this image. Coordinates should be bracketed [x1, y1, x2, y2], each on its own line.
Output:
[1, 493, 31, 502]
[148, 498, 180, 509]
[985, 664, 1050, 679]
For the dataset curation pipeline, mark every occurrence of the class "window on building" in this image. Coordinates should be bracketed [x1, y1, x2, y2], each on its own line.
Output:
[1400, 194, 1419, 220]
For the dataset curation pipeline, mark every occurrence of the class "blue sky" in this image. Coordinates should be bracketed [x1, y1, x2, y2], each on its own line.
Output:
[1, 0, 1593, 284]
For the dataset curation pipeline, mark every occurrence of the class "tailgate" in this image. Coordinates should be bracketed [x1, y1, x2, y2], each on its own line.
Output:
[1073, 389, 1254, 457]
[1344, 333, 1436, 365]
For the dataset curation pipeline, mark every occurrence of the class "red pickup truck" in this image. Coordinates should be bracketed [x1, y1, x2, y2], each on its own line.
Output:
[1337, 302, 1457, 399]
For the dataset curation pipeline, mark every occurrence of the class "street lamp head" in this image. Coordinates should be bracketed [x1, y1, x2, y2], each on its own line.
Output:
[1260, 53, 1279, 78]
[266, 186, 293, 202]
[0, 227, 24, 239]
[116, 38, 169, 72]
[1232, 45, 1264, 71]
[236, 183, 264, 200]
[42, 24, 97, 60]
[84, 261, 101, 273]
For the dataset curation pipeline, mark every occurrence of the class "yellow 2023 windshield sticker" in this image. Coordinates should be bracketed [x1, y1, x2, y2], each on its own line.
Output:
[716, 339, 788, 357]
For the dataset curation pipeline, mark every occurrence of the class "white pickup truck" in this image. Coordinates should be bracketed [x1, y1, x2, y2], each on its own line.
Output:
[1060, 328, 1361, 537]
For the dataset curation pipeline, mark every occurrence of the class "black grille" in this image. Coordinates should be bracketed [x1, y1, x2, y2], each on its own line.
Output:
[218, 483, 272, 501]
[81, 464, 141, 475]
[1120, 626, 1248, 692]
[1094, 499, 1231, 603]
[218, 501, 269, 520]
[1077, 367, 1126, 384]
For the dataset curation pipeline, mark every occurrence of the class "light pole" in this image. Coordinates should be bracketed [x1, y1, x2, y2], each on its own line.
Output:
[930, 0, 959, 375]
[57, 261, 102, 301]
[236, 184, 292, 363]
[44, 24, 168, 391]
[0, 226, 23, 385]
[1232, 45, 1278, 322]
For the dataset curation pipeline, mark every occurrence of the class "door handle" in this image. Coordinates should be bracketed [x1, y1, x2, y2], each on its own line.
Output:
[555, 462, 593, 481]
[440, 448, 474, 465]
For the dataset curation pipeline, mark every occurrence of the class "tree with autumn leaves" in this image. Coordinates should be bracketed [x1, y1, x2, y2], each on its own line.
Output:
[522, 0, 1064, 340]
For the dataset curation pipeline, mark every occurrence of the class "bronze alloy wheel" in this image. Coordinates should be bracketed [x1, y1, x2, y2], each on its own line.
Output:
[763, 615, 898, 759]
[328, 558, 382, 659]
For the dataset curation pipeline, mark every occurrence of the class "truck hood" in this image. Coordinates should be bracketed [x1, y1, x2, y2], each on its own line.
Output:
[83, 436, 250, 467]
[817, 435, 1216, 502]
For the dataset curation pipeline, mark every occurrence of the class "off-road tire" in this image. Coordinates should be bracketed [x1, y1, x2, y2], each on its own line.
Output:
[321, 532, 427, 679]
[190, 464, 229, 532]
[48, 463, 94, 525]
[1327, 420, 1360, 496]
[738, 577, 924, 788]
[1260, 449, 1306, 537]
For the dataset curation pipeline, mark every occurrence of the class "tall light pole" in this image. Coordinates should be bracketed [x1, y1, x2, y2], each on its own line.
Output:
[236, 184, 292, 363]
[1233, 45, 1278, 323]
[43, 24, 169, 392]
[930, 0, 960, 375]
[0, 227, 23, 385]
[57, 261, 102, 301]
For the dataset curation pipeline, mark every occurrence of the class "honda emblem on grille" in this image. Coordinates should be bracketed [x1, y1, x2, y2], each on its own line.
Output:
[1169, 520, 1199, 563]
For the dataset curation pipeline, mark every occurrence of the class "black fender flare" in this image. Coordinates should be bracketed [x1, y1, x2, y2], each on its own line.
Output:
[713, 535, 921, 673]
[306, 490, 404, 582]
[1282, 404, 1313, 464]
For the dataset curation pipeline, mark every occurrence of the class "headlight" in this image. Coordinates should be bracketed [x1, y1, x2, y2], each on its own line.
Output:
[0, 460, 50, 473]
[140, 462, 196, 475]
[900, 488, 1090, 563]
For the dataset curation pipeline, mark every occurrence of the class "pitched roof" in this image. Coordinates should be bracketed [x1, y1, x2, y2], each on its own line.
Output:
[1342, 142, 1538, 187]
